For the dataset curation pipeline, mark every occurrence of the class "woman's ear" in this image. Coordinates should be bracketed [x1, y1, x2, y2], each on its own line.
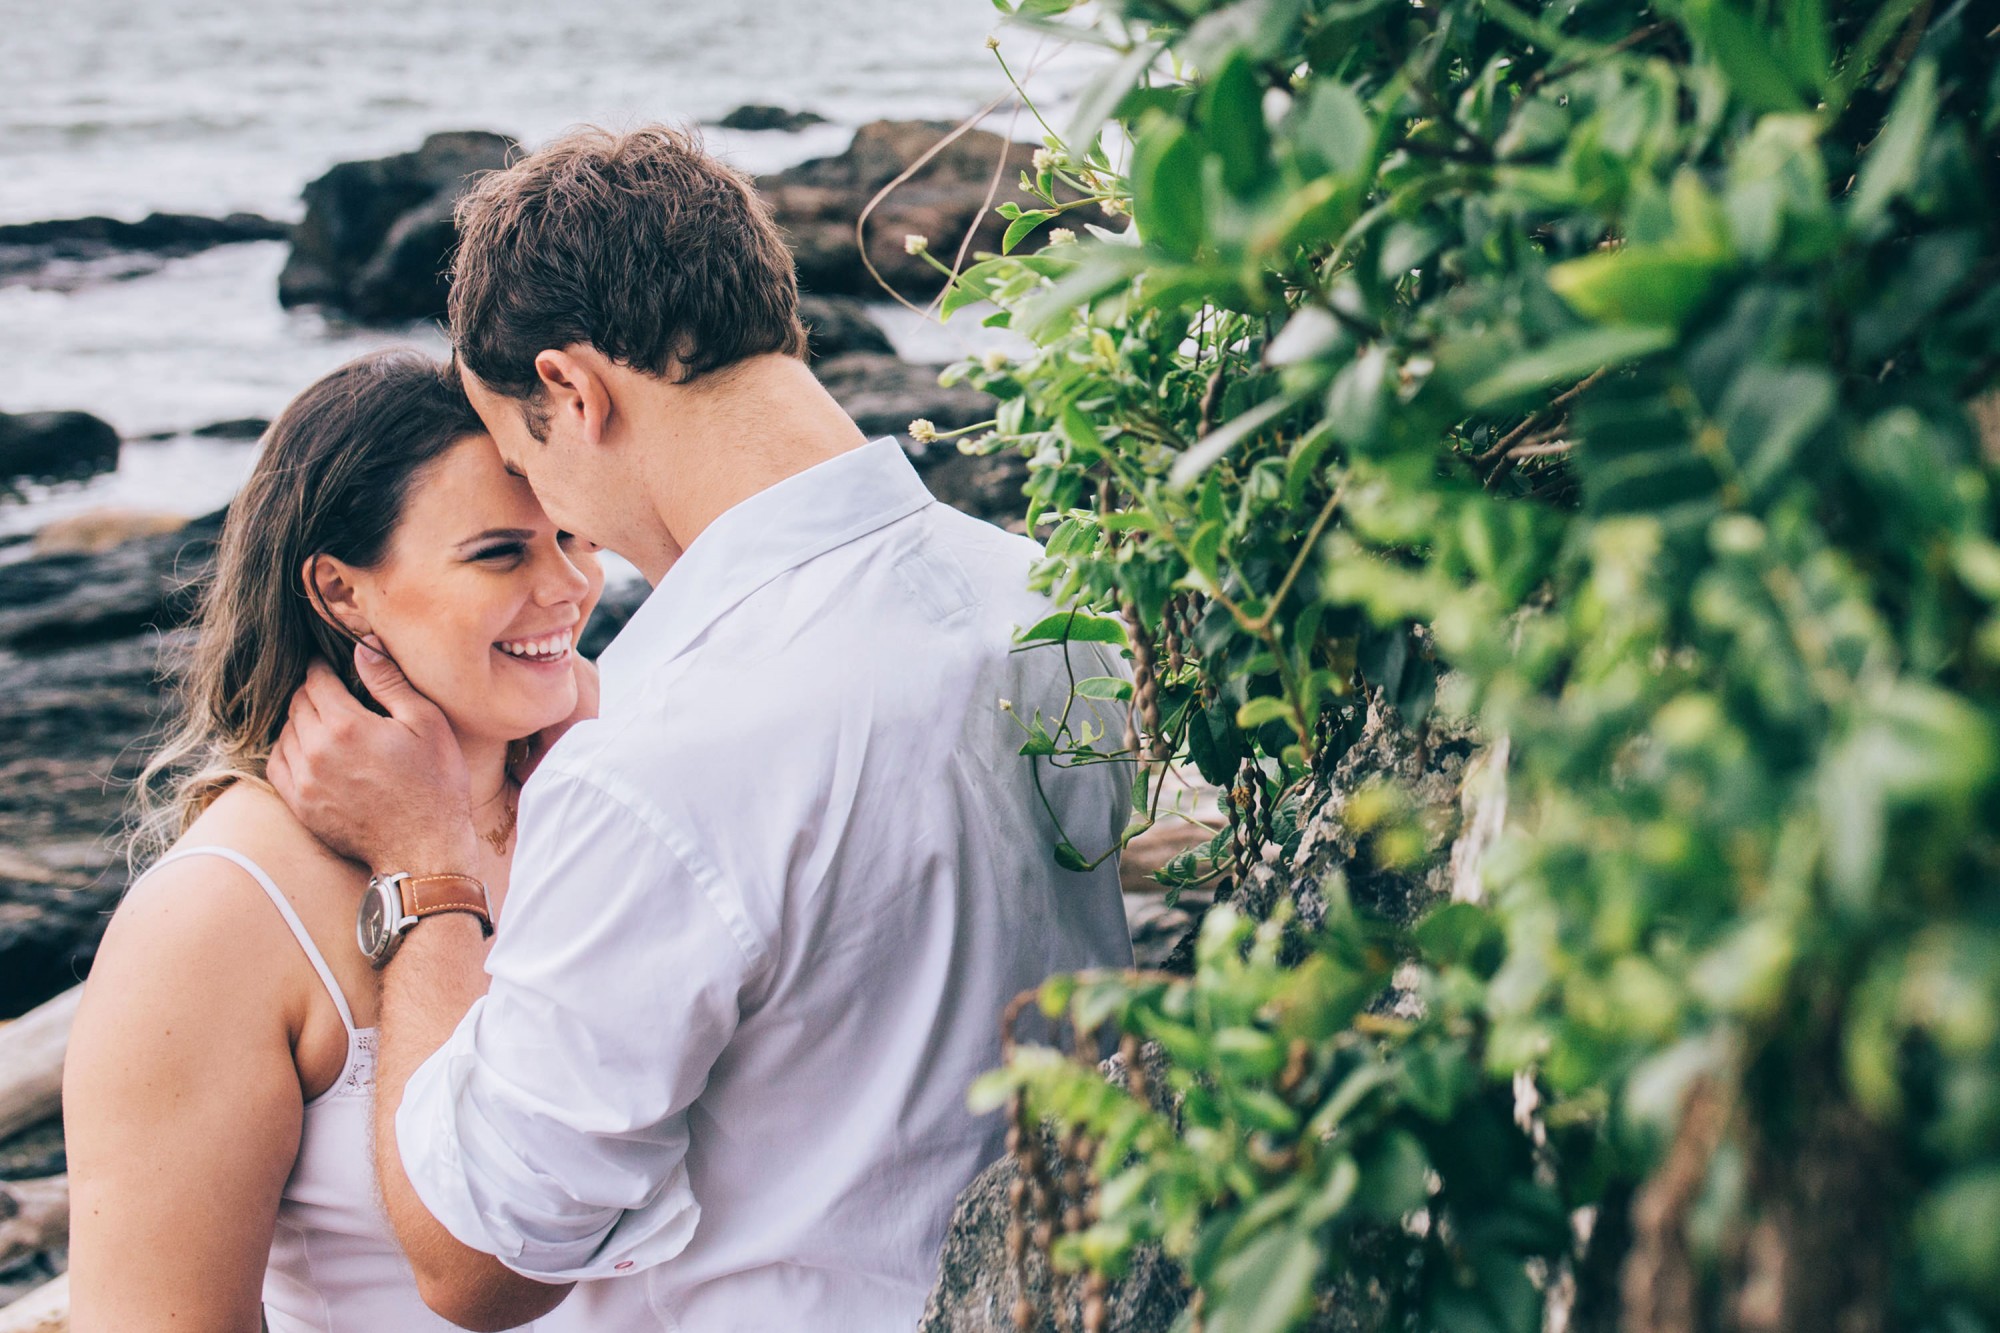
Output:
[302, 554, 370, 638]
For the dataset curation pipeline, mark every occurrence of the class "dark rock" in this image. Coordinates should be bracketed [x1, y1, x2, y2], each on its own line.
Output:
[0, 212, 289, 289]
[578, 578, 649, 660]
[279, 131, 517, 322]
[0, 411, 119, 484]
[717, 104, 828, 133]
[0, 509, 222, 651]
[189, 417, 269, 440]
[0, 514, 223, 1015]
[921, 1153, 1190, 1332]
[811, 352, 1024, 525]
[910, 445, 1029, 531]
[921, 1048, 1190, 1333]
[813, 352, 992, 439]
[0, 631, 175, 1016]
[798, 294, 894, 362]
[762, 120, 1080, 299]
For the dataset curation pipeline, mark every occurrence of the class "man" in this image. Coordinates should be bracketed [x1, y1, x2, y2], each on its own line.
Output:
[267, 124, 1134, 1331]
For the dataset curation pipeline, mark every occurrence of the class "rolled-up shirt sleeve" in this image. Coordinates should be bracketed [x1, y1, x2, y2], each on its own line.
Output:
[396, 758, 767, 1282]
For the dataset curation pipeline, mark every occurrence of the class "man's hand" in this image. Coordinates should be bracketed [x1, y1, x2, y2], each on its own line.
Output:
[508, 656, 600, 787]
[269, 637, 477, 874]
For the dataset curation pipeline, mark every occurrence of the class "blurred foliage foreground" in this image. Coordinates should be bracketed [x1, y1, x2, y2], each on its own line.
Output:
[933, 1, 2000, 1330]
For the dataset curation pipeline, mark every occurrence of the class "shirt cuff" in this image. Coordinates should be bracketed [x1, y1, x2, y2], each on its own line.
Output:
[396, 1015, 703, 1282]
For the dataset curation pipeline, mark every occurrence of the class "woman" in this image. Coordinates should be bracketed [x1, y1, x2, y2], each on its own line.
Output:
[62, 349, 605, 1331]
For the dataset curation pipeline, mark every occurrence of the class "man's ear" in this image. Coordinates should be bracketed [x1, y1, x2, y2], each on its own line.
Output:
[303, 554, 370, 637]
[534, 348, 613, 447]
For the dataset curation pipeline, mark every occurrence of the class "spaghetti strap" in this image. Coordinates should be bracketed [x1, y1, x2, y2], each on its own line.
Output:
[137, 845, 359, 1035]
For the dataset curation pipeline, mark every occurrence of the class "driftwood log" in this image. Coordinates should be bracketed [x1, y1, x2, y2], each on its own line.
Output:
[0, 988, 77, 1143]
[0, 1176, 66, 1272]
[0, 1273, 65, 1333]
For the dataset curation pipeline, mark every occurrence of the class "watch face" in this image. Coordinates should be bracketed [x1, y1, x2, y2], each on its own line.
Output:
[358, 881, 392, 961]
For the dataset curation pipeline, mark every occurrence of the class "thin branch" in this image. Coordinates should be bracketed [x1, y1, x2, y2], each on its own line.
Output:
[1197, 367, 1227, 437]
[1507, 437, 1573, 459]
[856, 90, 1017, 316]
[1525, 21, 1671, 92]
[1251, 482, 1347, 634]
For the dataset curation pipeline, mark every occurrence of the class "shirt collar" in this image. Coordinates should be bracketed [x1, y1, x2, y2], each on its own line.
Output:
[596, 438, 933, 713]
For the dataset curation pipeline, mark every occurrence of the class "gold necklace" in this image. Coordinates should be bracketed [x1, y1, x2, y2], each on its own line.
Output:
[478, 779, 518, 855]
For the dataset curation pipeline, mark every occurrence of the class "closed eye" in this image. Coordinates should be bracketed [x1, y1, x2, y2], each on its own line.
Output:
[471, 541, 526, 563]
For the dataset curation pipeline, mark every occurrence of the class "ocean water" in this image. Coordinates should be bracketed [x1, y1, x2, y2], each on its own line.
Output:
[0, 0, 1089, 537]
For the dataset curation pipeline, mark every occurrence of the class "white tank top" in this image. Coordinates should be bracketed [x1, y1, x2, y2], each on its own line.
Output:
[141, 846, 556, 1333]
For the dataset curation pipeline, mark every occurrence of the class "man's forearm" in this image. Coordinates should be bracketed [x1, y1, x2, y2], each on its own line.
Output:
[376, 915, 573, 1330]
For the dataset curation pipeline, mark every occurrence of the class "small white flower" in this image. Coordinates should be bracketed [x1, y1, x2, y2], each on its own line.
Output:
[908, 418, 939, 444]
[904, 233, 929, 256]
[980, 349, 1012, 372]
[1031, 148, 1055, 174]
[1098, 196, 1129, 217]
[1047, 227, 1076, 246]
[984, 34, 1001, 50]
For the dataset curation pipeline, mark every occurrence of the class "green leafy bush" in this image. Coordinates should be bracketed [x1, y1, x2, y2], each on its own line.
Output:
[946, 2, 2000, 1329]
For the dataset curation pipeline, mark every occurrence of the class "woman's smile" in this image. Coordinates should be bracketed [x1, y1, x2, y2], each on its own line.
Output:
[494, 628, 577, 667]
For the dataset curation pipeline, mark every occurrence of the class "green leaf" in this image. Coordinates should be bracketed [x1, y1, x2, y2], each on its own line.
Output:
[1002, 209, 1057, 254]
[1916, 1168, 2000, 1307]
[1060, 402, 1107, 459]
[941, 256, 1012, 318]
[1019, 717, 1058, 757]
[1202, 52, 1274, 199]
[1718, 364, 1835, 497]
[1076, 674, 1136, 701]
[1066, 39, 1165, 151]
[1207, 1228, 1322, 1333]
[1355, 1129, 1430, 1222]
[1680, 0, 1809, 113]
[1849, 58, 1937, 229]
[1237, 696, 1295, 730]
[1461, 326, 1677, 410]
[1415, 901, 1503, 972]
[1295, 77, 1373, 179]
[1014, 249, 1145, 340]
[1325, 346, 1389, 450]
[1019, 609, 1131, 647]
[1054, 840, 1092, 872]
[1131, 119, 1207, 260]
[1548, 246, 1724, 329]
[966, 1068, 1020, 1113]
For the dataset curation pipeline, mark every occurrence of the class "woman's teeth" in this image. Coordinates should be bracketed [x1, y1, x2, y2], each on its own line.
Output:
[496, 631, 573, 663]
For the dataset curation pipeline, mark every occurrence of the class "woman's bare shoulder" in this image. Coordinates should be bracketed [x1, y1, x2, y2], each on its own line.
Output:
[102, 783, 355, 997]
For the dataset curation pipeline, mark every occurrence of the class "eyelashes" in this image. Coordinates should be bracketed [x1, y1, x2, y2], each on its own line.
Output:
[471, 534, 591, 564]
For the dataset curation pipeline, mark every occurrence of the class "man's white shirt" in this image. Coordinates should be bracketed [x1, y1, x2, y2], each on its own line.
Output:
[397, 438, 1135, 1330]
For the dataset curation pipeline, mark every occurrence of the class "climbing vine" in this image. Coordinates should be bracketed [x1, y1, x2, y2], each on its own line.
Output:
[942, 2, 2000, 1330]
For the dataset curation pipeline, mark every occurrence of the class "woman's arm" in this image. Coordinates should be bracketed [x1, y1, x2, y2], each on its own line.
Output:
[63, 859, 310, 1333]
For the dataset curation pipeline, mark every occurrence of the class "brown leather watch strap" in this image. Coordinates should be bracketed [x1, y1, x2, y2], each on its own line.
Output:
[400, 873, 494, 938]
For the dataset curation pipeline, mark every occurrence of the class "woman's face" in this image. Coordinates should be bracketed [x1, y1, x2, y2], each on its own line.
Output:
[334, 434, 604, 746]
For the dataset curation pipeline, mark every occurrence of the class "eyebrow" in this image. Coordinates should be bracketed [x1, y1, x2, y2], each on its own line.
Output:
[457, 528, 536, 549]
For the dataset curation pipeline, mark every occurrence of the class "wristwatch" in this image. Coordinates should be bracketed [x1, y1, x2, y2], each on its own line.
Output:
[357, 871, 493, 969]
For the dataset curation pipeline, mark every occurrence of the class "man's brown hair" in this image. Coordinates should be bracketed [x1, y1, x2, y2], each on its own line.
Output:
[448, 125, 807, 402]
